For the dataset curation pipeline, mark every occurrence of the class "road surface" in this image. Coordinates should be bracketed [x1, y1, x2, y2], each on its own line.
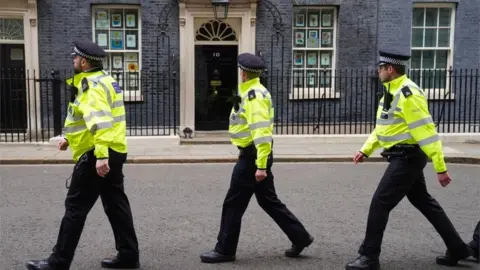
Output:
[1, 163, 479, 270]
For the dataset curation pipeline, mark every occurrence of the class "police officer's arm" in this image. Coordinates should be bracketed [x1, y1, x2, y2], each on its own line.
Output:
[360, 129, 381, 157]
[244, 93, 272, 169]
[78, 81, 114, 159]
[401, 89, 447, 173]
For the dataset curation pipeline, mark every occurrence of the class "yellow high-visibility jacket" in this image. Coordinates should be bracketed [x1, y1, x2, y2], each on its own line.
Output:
[64, 70, 127, 162]
[360, 74, 447, 173]
[228, 77, 274, 169]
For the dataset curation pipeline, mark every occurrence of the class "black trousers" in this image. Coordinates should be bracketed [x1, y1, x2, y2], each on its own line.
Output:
[472, 221, 479, 246]
[359, 150, 468, 259]
[48, 149, 139, 268]
[214, 151, 312, 256]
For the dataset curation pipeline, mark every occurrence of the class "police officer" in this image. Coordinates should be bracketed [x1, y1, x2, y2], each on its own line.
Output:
[199, 53, 314, 263]
[26, 39, 140, 270]
[437, 220, 480, 264]
[345, 50, 472, 270]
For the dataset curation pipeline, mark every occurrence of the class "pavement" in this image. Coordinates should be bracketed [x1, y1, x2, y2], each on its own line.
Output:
[0, 163, 478, 270]
[0, 135, 480, 164]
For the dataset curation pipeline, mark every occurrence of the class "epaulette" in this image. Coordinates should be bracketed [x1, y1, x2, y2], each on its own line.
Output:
[81, 78, 89, 92]
[400, 86, 412, 98]
[247, 90, 256, 100]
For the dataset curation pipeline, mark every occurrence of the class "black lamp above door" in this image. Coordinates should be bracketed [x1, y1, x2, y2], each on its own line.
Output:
[211, 0, 230, 20]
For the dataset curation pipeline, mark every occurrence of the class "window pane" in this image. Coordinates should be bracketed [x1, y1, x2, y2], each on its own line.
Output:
[125, 9, 138, 28]
[411, 50, 422, 69]
[413, 8, 424, 26]
[321, 29, 333, 48]
[306, 29, 320, 48]
[110, 9, 124, 28]
[319, 70, 331, 87]
[320, 51, 332, 68]
[306, 70, 318, 87]
[424, 28, 436, 47]
[439, 8, 451, 26]
[293, 70, 304, 88]
[425, 8, 437, 26]
[294, 29, 306, 48]
[422, 50, 434, 69]
[95, 30, 109, 50]
[321, 10, 334, 27]
[435, 50, 448, 69]
[412, 28, 424, 47]
[423, 69, 435, 89]
[110, 30, 124, 50]
[293, 51, 305, 68]
[438, 28, 450, 47]
[125, 30, 138, 50]
[306, 51, 318, 68]
[307, 11, 320, 27]
[293, 9, 306, 27]
[94, 9, 109, 29]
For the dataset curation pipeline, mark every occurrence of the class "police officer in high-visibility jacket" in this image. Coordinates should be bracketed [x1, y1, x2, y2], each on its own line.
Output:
[200, 53, 314, 263]
[26, 40, 140, 270]
[345, 50, 473, 270]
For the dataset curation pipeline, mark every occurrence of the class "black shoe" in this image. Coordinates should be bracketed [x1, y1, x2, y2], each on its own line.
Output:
[345, 255, 380, 270]
[101, 256, 140, 269]
[468, 241, 479, 261]
[25, 260, 53, 270]
[200, 250, 235, 263]
[285, 235, 314, 258]
[436, 245, 473, 266]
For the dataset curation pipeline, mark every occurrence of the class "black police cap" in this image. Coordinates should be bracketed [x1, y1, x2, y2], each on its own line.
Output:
[378, 50, 410, 66]
[238, 53, 265, 73]
[71, 39, 107, 61]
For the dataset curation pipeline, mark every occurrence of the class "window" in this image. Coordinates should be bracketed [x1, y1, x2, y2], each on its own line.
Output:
[411, 4, 455, 91]
[92, 6, 142, 100]
[291, 6, 338, 100]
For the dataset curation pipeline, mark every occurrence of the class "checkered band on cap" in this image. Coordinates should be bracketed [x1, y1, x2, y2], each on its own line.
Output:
[73, 47, 104, 61]
[379, 56, 409, 66]
[238, 64, 263, 73]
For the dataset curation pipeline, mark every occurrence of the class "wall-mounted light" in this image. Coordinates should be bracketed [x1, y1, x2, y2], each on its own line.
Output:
[211, 0, 229, 20]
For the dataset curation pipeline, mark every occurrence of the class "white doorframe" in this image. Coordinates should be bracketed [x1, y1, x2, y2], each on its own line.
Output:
[0, 0, 40, 138]
[178, 2, 257, 136]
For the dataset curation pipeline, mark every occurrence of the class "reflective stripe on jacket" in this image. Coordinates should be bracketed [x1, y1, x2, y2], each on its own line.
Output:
[229, 77, 274, 169]
[64, 70, 127, 162]
[360, 74, 447, 173]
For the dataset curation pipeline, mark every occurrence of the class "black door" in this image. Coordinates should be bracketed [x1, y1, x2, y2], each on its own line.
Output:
[0, 44, 27, 132]
[195, 45, 238, 131]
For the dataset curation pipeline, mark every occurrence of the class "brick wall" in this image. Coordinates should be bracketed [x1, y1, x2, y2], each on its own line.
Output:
[37, 0, 179, 134]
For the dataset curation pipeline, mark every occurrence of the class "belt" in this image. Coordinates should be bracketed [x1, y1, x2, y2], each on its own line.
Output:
[381, 144, 421, 159]
[238, 144, 256, 157]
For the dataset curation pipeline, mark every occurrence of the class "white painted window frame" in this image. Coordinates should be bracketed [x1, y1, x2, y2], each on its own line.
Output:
[290, 6, 339, 100]
[91, 4, 143, 102]
[411, 3, 456, 100]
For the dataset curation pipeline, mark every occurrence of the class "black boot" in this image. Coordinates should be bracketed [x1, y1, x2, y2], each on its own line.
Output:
[468, 240, 479, 261]
[436, 245, 473, 266]
[101, 256, 139, 269]
[200, 250, 235, 263]
[345, 255, 380, 270]
[25, 260, 53, 270]
[285, 235, 314, 257]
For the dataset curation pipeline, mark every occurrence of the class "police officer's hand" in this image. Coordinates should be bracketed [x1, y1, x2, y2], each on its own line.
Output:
[57, 138, 69, 151]
[255, 169, 267, 182]
[437, 172, 452, 187]
[96, 159, 110, 177]
[353, 151, 365, 164]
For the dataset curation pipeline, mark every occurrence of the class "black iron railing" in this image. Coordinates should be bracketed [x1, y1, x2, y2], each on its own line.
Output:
[0, 68, 478, 142]
[262, 67, 479, 134]
[0, 69, 178, 143]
